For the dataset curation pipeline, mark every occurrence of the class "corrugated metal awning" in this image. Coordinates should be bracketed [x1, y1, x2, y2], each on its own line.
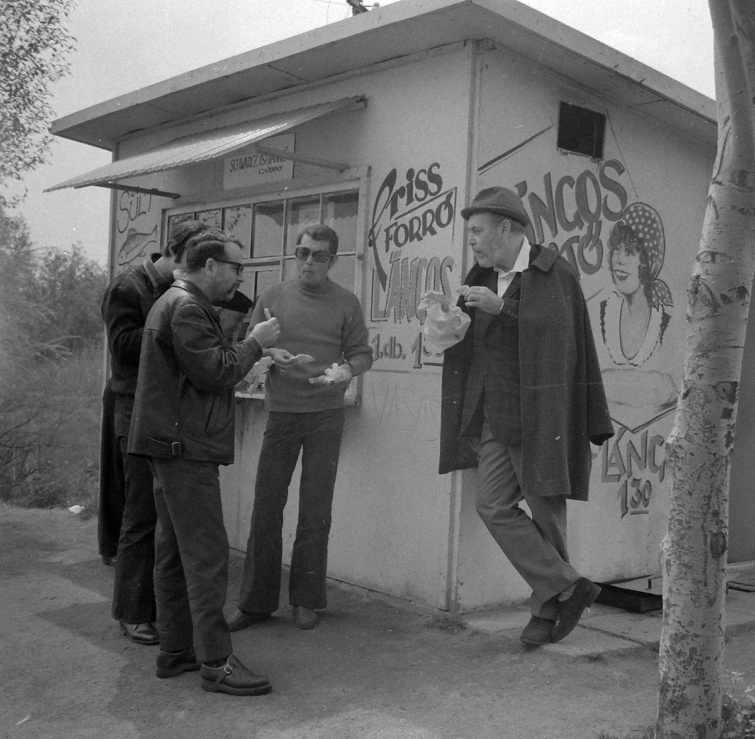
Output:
[46, 96, 365, 197]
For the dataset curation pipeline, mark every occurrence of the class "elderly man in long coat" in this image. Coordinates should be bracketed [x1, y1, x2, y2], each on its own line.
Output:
[439, 187, 614, 646]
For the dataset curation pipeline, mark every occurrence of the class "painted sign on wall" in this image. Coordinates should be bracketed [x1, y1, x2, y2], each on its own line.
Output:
[512, 160, 677, 519]
[368, 161, 458, 371]
[114, 191, 160, 273]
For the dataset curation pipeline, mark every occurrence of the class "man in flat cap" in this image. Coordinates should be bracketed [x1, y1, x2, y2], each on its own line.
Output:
[438, 186, 614, 646]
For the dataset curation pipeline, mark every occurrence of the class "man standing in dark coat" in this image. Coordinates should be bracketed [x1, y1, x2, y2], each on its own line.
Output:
[439, 187, 614, 646]
[100, 220, 209, 644]
[129, 229, 279, 695]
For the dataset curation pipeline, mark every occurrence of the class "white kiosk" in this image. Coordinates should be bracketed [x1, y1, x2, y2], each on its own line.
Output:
[49, 0, 754, 614]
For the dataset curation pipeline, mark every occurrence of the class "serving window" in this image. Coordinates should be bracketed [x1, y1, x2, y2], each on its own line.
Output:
[163, 178, 367, 402]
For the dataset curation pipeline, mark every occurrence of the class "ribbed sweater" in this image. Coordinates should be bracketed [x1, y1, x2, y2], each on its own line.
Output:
[251, 278, 373, 412]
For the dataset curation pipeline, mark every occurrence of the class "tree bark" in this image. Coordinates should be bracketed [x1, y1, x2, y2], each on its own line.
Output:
[656, 2, 755, 737]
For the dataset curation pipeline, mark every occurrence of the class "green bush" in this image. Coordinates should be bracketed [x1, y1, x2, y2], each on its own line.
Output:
[0, 343, 103, 516]
[0, 206, 105, 515]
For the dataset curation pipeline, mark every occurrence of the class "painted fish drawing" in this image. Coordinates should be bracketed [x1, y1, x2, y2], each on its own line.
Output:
[117, 225, 158, 266]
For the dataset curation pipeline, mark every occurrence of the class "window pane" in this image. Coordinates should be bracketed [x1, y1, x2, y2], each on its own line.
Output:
[231, 268, 255, 306]
[323, 191, 359, 252]
[253, 202, 284, 258]
[166, 213, 196, 244]
[285, 196, 321, 255]
[255, 267, 281, 300]
[195, 209, 222, 228]
[282, 257, 298, 283]
[557, 102, 606, 159]
[223, 205, 252, 257]
[328, 255, 355, 293]
[233, 266, 281, 304]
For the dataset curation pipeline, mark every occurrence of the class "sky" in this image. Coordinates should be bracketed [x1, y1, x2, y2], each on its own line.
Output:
[12, 0, 716, 267]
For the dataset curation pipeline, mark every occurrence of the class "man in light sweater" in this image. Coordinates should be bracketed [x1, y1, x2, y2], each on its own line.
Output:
[228, 224, 373, 631]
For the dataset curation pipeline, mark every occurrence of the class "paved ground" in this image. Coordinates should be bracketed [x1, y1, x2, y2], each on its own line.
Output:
[2, 504, 754, 739]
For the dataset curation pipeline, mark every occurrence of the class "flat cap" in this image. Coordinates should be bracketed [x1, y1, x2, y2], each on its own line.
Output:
[460, 187, 530, 228]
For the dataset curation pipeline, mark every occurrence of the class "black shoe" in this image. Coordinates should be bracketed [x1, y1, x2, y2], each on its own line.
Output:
[519, 616, 555, 646]
[227, 609, 272, 632]
[119, 621, 159, 646]
[292, 606, 319, 630]
[551, 578, 601, 643]
[200, 654, 272, 696]
[156, 647, 200, 678]
[101, 554, 117, 567]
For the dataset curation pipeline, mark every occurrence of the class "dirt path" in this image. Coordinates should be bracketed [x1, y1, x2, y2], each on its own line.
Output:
[2, 505, 753, 739]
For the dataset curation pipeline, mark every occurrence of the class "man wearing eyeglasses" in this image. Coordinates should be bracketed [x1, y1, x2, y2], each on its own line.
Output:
[129, 229, 281, 695]
[228, 224, 373, 632]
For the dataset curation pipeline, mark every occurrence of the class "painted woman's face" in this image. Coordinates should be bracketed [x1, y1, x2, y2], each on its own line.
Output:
[610, 241, 642, 296]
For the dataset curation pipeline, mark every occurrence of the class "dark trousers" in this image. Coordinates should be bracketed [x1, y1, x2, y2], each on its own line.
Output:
[476, 419, 579, 620]
[150, 457, 232, 664]
[238, 408, 345, 613]
[111, 396, 157, 623]
[97, 383, 125, 559]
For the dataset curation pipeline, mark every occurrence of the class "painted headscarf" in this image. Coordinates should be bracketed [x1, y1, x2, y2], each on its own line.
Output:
[616, 202, 673, 310]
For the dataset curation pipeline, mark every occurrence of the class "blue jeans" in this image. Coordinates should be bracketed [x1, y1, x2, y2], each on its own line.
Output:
[238, 408, 345, 613]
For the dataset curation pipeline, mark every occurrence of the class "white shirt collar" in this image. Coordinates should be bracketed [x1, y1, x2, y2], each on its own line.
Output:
[495, 236, 530, 275]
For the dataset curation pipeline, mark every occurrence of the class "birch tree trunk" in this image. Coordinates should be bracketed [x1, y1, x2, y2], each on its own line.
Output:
[656, 2, 755, 737]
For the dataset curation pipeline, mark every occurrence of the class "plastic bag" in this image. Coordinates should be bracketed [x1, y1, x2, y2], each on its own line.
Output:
[418, 291, 471, 352]
[237, 356, 273, 394]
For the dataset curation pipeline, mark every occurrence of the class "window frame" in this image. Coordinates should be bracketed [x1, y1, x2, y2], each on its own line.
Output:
[161, 172, 370, 405]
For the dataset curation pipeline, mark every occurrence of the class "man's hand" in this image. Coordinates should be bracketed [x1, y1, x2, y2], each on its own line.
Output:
[309, 363, 353, 386]
[462, 286, 503, 315]
[268, 347, 297, 372]
[265, 347, 317, 373]
[248, 309, 280, 348]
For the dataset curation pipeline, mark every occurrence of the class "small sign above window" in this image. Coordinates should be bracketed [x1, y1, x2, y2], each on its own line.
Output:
[223, 133, 295, 190]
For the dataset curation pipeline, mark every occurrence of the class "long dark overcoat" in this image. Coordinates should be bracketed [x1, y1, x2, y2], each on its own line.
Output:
[439, 244, 614, 500]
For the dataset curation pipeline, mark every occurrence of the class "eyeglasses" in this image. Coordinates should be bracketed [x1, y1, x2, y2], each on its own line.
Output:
[294, 246, 332, 263]
[214, 258, 244, 276]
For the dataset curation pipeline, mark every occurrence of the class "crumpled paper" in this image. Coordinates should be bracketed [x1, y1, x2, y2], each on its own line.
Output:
[309, 363, 351, 385]
[418, 291, 471, 352]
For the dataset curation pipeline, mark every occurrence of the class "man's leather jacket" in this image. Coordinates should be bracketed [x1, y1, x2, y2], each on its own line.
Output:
[128, 279, 262, 465]
[101, 255, 171, 397]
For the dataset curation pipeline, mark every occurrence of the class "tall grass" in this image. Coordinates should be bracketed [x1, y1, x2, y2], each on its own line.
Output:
[0, 341, 103, 515]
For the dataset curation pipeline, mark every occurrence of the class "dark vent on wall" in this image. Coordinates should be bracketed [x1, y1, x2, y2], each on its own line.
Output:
[557, 102, 606, 159]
